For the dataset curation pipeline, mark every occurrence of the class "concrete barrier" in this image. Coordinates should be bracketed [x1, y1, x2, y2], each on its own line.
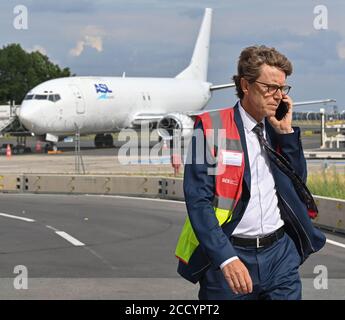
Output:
[0, 174, 24, 192]
[22, 174, 162, 198]
[0, 174, 344, 234]
[159, 178, 184, 201]
[313, 195, 345, 234]
[304, 151, 345, 159]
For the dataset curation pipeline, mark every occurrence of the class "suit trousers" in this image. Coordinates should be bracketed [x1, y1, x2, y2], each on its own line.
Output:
[198, 232, 302, 300]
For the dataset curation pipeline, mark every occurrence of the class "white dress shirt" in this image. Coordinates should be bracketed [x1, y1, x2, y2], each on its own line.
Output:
[220, 102, 285, 269]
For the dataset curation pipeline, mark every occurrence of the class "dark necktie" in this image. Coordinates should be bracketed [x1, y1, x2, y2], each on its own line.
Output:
[252, 123, 318, 219]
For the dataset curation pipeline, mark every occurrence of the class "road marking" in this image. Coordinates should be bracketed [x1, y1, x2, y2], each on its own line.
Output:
[55, 231, 85, 246]
[46, 225, 58, 232]
[84, 247, 118, 271]
[0, 212, 35, 222]
[326, 238, 345, 249]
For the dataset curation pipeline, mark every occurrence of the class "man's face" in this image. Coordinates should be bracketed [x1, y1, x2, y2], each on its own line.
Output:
[242, 64, 287, 122]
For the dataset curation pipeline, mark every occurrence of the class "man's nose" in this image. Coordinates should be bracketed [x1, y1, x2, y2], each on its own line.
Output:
[273, 88, 283, 100]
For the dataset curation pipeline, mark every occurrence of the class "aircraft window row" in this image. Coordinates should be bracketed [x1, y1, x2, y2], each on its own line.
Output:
[24, 94, 61, 102]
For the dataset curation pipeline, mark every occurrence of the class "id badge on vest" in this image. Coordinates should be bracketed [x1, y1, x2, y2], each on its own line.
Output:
[221, 150, 243, 166]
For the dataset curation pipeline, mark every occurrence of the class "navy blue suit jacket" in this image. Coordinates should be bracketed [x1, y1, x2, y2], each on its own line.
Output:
[178, 103, 326, 283]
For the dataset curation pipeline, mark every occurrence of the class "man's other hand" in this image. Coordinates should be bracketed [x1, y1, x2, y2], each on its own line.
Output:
[221, 259, 253, 294]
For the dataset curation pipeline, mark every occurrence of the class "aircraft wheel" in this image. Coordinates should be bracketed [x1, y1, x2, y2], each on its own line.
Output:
[104, 134, 114, 148]
[94, 134, 105, 148]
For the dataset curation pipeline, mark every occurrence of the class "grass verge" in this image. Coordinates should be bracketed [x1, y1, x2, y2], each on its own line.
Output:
[307, 170, 345, 200]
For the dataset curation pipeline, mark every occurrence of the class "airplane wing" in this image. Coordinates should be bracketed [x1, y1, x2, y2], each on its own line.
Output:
[131, 98, 337, 126]
[131, 114, 166, 126]
[132, 110, 208, 125]
[187, 98, 337, 114]
[209, 82, 235, 91]
[131, 114, 165, 122]
[293, 99, 336, 106]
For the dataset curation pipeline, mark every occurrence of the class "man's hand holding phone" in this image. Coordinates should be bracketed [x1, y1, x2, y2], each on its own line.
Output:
[267, 94, 293, 134]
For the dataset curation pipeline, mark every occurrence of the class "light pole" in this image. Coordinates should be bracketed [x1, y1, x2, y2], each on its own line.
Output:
[320, 108, 326, 149]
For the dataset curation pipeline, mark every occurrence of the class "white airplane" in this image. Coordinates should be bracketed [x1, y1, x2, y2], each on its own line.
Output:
[18, 8, 232, 148]
[18, 8, 335, 149]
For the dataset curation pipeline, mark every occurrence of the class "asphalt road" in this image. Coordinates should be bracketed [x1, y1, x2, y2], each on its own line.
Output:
[0, 193, 344, 299]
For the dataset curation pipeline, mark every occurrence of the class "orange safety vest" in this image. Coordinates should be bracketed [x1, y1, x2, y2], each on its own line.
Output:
[175, 108, 245, 264]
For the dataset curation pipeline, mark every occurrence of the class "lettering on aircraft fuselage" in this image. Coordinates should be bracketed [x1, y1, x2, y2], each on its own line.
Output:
[94, 83, 114, 100]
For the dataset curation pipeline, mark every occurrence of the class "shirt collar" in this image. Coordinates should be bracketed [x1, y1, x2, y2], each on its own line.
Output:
[238, 100, 265, 133]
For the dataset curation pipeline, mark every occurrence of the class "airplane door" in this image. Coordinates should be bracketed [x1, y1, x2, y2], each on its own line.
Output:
[70, 85, 85, 114]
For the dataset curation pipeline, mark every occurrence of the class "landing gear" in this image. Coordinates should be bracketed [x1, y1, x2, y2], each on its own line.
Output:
[94, 134, 103, 148]
[15, 136, 31, 154]
[44, 142, 58, 153]
[104, 134, 113, 148]
[94, 134, 114, 148]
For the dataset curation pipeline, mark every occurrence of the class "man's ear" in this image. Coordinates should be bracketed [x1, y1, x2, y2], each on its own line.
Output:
[240, 77, 249, 95]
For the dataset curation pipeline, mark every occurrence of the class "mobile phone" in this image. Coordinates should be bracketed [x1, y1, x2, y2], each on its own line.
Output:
[275, 100, 289, 120]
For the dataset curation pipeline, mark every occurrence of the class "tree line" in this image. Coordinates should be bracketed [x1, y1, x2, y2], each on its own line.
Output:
[0, 43, 72, 105]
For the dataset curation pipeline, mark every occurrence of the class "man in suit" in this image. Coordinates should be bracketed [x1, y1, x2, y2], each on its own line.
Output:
[175, 45, 326, 300]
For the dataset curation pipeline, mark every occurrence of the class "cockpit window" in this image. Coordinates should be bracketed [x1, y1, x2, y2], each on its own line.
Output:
[49, 94, 60, 102]
[24, 93, 61, 102]
[48, 94, 61, 102]
[34, 95, 48, 100]
[24, 94, 34, 100]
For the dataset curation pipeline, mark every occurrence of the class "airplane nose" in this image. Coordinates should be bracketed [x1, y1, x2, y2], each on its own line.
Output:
[18, 104, 37, 131]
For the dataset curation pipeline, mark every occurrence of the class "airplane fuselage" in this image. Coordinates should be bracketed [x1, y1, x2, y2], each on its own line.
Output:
[19, 76, 211, 136]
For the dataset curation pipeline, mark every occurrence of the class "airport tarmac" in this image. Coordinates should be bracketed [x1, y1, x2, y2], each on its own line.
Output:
[0, 132, 344, 175]
[0, 193, 344, 300]
[0, 131, 329, 155]
[0, 153, 176, 175]
[0, 146, 344, 175]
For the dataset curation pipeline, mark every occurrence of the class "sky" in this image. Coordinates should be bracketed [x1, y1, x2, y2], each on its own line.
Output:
[1, 0, 345, 113]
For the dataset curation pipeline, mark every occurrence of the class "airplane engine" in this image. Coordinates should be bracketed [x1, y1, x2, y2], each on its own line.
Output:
[157, 113, 194, 140]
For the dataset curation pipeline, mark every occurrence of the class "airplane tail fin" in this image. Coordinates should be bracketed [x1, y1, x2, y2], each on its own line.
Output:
[176, 8, 212, 82]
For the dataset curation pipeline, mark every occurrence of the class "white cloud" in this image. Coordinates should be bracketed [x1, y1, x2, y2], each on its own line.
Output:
[337, 41, 345, 59]
[69, 26, 105, 57]
[70, 35, 103, 56]
[27, 45, 48, 55]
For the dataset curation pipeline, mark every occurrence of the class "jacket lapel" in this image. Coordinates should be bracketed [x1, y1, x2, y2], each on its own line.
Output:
[233, 103, 251, 194]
